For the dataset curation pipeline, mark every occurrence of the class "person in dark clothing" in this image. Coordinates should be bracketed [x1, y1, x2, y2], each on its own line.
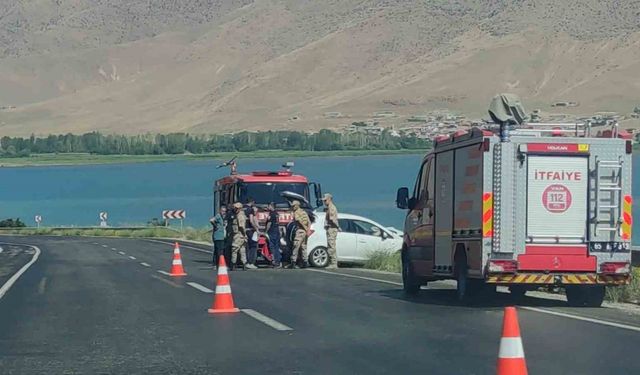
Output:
[244, 198, 260, 269]
[210, 206, 227, 269]
[223, 206, 236, 266]
[265, 202, 282, 268]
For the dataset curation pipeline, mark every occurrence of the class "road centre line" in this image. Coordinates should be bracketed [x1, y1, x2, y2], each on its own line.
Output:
[151, 274, 183, 288]
[140, 262, 151, 267]
[37, 277, 47, 295]
[145, 239, 212, 254]
[128, 256, 137, 260]
[101, 245, 108, 248]
[157, 270, 171, 276]
[242, 309, 293, 331]
[521, 306, 640, 333]
[307, 269, 403, 287]
[0, 244, 41, 300]
[111, 248, 117, 251]
[118, 251, 126, 255]
[187, 282, 214, 293]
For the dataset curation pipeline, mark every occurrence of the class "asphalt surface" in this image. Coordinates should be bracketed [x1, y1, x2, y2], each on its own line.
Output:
[1, 236, 639, 374]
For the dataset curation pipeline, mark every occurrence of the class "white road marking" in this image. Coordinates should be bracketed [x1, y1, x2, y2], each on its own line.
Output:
[0, 244, 41, 300]
[92, 242, 99, 245]
[101, 245, 108, 248]
[187, 282, 214, 293]
[0, 246, 3, 254]
[157, 270, 171, 276]
[521, 306, 640, 333]
[128, 256, 136, 260]
[118, 251, 126, 255]
[111, 248, 117, 251]
[242, 309, 293, 331]
[37, 277, 47, 295]
[151, 274, 183, 288]
[140, 262, 151, 267]
[307, 269, 403, 286]
[145, 239, 212, 254]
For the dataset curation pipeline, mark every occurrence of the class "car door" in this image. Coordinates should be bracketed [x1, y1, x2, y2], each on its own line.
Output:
[336, 218, 359, 262]
[351, 219, 386, 261]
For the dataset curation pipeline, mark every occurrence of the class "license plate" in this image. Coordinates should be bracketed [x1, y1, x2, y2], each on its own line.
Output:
[590, 242, 630, 252]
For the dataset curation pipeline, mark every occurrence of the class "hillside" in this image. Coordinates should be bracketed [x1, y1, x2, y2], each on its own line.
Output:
[0, 0, 639, 136]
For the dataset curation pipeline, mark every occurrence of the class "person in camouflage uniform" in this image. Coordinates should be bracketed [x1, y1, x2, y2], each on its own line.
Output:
[323, 193, 340, 269]
[288, 200, 310, 269]
[230, 202, 248, 270]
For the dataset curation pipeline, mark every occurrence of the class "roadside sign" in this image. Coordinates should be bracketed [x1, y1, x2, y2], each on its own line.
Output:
[99, 212, 108, 227]
[162, 210, 186, 231]
[35, 215, 42, 228]
[162, 210, 186, 219]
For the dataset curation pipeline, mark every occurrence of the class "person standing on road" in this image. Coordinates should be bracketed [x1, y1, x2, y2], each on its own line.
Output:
[288, 200, 310, 269]
[323, 193, 340, 269]
[244, 198, 260, 269]
[210, 205, 227, 269]
[230, 202, 248, 271]
[265, 202, 282, 268]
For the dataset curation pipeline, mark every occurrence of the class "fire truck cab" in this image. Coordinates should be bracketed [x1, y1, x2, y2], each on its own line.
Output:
[213, 161, 322, 245]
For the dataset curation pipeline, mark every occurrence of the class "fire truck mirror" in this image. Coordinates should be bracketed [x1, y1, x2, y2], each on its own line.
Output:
[397, 187, 410, 209]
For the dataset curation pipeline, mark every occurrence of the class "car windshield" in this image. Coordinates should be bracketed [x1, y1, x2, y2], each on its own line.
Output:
[238, 182, 309, 207]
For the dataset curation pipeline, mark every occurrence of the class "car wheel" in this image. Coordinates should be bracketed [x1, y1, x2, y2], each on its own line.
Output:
[402, 252, 420, 295]
[309, 247, 329, 268]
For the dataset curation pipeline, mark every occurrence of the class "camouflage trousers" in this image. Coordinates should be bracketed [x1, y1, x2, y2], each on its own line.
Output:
[231, 234, 247, 266]
[290, 229, 308, 264]
[326, 227, 338, 266]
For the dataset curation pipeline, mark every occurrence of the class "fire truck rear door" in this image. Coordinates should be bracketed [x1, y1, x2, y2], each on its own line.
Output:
[527, 156, 588, 242]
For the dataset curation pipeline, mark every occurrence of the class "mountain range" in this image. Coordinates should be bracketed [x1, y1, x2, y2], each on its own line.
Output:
[1, 0, 639, 136]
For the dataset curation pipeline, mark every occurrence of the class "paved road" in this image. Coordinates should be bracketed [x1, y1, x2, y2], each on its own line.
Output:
[1, 236, 639, 374]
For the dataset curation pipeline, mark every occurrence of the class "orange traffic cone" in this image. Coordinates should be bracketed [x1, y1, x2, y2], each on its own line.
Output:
[497, 306, 528, 375]
[169, 242, 187, 277]
[208, 255, 240, 314]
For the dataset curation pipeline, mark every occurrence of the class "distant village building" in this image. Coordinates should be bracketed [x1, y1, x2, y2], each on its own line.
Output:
[551, 101, 579, 108]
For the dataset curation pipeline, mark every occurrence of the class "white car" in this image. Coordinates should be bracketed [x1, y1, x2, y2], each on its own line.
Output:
[306, 212, 403, 267]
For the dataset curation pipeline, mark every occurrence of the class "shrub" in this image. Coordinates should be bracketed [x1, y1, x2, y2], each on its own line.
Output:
[606, 267, 640, 304]
[364, 251, 401, 273]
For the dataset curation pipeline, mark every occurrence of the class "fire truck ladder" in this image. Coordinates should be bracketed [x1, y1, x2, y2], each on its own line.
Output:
[594, 158, 624, 236]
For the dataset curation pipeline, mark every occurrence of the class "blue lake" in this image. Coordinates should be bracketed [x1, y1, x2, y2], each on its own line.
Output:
[0, 154, 638, 244]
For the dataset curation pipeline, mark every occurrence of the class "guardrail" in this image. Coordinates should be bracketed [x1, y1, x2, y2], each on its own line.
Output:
[0, 226, 183, 234]
[0, 226, 180, 230]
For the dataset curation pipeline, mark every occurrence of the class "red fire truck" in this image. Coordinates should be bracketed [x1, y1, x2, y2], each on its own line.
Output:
[396, 102, 633, 307]
[213, 159, 322, 261]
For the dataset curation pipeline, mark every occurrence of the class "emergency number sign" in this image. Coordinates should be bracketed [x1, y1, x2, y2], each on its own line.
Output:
[527, 156, 588, 239]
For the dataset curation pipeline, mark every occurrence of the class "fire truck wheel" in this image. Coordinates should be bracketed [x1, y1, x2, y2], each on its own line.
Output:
[509, 286, 527, 299]
[565, 286, 587, 307]
[584, 286, 606, 307]
[455, 260, 470, 302]
[402, 252, 420, 295]
[309, 247, 329, 268]
[455, 260, 483, 303]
